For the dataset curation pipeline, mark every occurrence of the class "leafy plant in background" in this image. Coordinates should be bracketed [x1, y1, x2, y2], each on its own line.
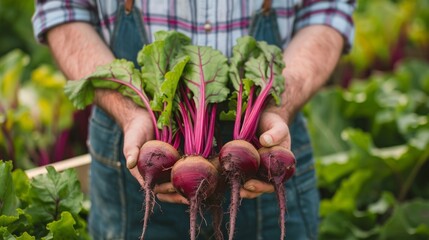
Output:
[0, 161, 89, 239]
[0, 50, 77, 169]
[305, 59, 429, 239]
[0, 0, 54, 75]
[334, 0, 429, 87]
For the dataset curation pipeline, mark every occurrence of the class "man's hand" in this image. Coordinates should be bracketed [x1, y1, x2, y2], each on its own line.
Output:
[118, 102, 155, 186]
[153, 182, 190, 205]
[241, 25, 344, 199]
[114, 98, 189, 205]
[240, 111, 291, 198]
[118, 102, 188, 204]
[45, 22, 182, 202]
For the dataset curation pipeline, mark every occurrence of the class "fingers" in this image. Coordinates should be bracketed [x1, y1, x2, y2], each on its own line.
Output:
[240, 179, 275, 199]
[125, 146, 140, 169]
[122, 109, 154, 168]
[154, 183, 189, 204]
[123, 122, 150, 169]
[129, 167, 145, 187]
[154, 182, 176, 194]
[156, 193, 190, 205]
[258, 112, 291, 149]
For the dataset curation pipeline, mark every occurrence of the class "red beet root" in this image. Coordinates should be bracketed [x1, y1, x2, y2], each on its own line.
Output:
[137, 140, 180, 240]
[258, 146, 296, 240]
[171, 155, 219, 240]
[219, 139, 260, 240]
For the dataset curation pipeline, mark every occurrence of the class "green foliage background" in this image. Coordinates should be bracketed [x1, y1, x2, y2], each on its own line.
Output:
[304, 0, 429, 239]
[0, 0, 88, 168]
[0, 161, 89, 239]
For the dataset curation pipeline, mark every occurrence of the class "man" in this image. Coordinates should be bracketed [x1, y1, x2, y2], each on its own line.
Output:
[32, 0, 355, 239]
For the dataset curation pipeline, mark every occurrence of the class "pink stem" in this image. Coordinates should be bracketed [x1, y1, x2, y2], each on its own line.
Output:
[181, 86, 196, 120]
[240, 60, 275, 140]
[234, 84, 243, 139]
[106, 77, 160, 139]
[168, 123, 173, 144]
[179, 103, 195, 154]
[38, 149, 51, 166]
[239, 85, 255, 139]
[251, 136, 262, 149]
[203, 104, 217, 158]
[194, 47, 207, 155]
[53, 130, 70, 162]
[172, 132, 181, 149]
[175, 114, 185, 149]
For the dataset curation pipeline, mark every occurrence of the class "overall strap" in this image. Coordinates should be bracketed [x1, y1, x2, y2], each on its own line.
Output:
[110, 0, 148, 65]
[125, 0, 134, 14]
[262, 0, 272, 14]
[248, 0, 282, 47]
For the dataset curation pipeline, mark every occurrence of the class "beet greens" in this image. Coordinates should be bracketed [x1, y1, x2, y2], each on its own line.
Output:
[171, 44, 229, 240]
[64, 31, 294, 240]
[219, 36, 287, 240]
[64, 31, 191, 240]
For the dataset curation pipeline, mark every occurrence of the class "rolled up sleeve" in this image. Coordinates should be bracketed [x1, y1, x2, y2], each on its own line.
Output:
[32, 0, 97, 44]
[294, 0, 356, 52]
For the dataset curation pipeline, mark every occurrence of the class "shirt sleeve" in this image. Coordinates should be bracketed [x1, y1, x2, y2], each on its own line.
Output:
[32, 0, 98, 44]
[294, 0, 356, 53]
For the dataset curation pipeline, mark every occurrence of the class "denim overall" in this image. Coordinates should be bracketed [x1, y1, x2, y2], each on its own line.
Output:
[88, 1, 320, 239]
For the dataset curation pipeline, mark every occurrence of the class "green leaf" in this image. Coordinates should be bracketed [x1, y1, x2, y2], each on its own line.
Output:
[16, 232, 35, 240]
[25, 167, 83, 225]
[367, 192, 396, 215]
[316, 151, 356, 187]
[304, 87, 351, 156]
[62, 79, 94, 110]
[409, 129, 429, 151]
[0, 50, 29, 107]
[0, 214, 19, 227]
[343, 78, 381, 119]
[64, 59, 145, 109]
[12, 169, 30, 204]
[0, 161, 18, 216]
[397, 113, 429, 137]
[379, 200, 429, 239]
[320, 170, 373, 216]
[43, 212, 78, 240]
[0, 208, 31, 237]
[156, 56, 190, 128]
[229, 36, 258, 91]
[319, 210, 379, 240]
[244, 45, 284, 105]
[182, 45, 230, 104]
[247, 41, 285, 104]
[0, 227, 36, 240]
[395, 59, 429, 94]
[256, 41, 285, 100]
[342, 128, 374, 151]
[219, 110, 237, 121]
[139, 31, 190, 104]
[0, 226, 14, 240]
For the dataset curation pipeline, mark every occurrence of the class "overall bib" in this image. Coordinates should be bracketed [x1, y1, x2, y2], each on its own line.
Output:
[88, 1, 320, 239]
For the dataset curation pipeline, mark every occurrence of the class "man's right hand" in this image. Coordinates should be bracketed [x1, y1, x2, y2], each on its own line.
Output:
[46, 22, 152, 185]
[93, 89, 155, 188]
[114, 95, 189, 205]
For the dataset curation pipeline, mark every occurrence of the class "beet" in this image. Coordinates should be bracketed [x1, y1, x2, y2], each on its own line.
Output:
[258, 146, 296, 240]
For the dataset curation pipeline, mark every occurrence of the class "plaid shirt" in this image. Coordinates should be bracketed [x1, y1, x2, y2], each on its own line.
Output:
[32, 0, 355, 57]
